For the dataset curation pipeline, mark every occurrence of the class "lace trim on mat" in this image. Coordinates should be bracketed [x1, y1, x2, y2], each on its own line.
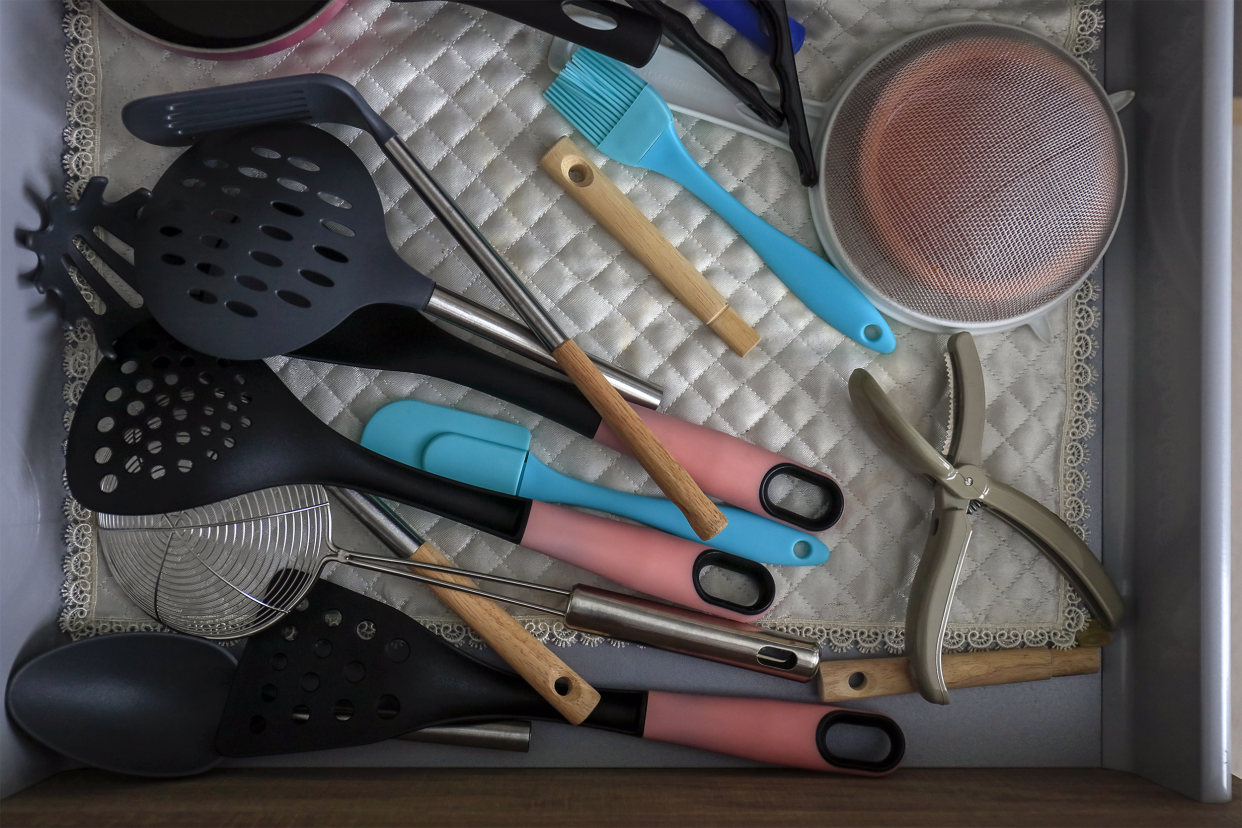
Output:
[55, 0, 1102, 652]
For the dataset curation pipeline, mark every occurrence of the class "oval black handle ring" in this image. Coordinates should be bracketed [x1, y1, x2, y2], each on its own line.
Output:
[759, 463, 845, 532]
[691, 550, 775, 616]
[816, 710, 906, 774]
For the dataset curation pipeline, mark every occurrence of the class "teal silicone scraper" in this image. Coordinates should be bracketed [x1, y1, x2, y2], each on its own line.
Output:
[361, 401, 828, 567]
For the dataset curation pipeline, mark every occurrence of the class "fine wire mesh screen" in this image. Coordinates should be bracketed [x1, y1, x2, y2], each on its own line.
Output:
[819, 25, 1123, 326]
[97, 484, 330, 639]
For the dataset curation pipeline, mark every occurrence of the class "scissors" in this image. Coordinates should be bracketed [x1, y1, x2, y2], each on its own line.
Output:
[849, 332, 1124, 704]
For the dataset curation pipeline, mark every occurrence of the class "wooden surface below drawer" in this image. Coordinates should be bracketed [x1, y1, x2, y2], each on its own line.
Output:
[2, 768, 1238, 827]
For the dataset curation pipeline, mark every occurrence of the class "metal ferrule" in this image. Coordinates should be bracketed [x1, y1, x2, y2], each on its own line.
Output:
[397, 721, 531, 753]
[383, 137, 566, 351]
[563, 586, 821, 681]
[425, 287, 662, 409]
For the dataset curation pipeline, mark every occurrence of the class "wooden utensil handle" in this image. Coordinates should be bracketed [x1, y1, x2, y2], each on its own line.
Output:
[553, 339, 729, 540]
[816, 647, 1100, 702]
[540, 138, 760, 357]
[407, 541, 600, 724]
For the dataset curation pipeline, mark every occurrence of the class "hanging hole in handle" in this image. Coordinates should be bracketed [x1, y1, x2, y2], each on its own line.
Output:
[561, 1, 618, 30]
[816, 711, 906, 774]
[560, 157, 594, 188]
[759, 464, 845, 531]
[755, 646, 798, 671]
[554, 677, 572, 696]
[692, 550, 775, 615]
[847, 671, 867, 690]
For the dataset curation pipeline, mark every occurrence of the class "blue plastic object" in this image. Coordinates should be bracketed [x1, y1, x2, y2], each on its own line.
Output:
[361, 401, 829, 567]
[699, 1, 805, 53]
[545, 49, 895, 354]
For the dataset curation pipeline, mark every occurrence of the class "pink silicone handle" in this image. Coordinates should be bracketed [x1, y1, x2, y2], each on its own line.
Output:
[594, 406, 840, 527]
[642, 691, 904, 775]
[521, 501, 766, 621]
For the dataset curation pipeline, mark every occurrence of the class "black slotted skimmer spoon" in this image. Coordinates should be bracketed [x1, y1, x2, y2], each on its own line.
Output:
[7, 579, 905, 777]
[65, 319, 771, 620]
[21, 124, 842, 532]
[122, 75, 728, 541]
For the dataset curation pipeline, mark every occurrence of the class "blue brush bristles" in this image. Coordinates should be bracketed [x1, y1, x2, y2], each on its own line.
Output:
[544, 49, 649, 146]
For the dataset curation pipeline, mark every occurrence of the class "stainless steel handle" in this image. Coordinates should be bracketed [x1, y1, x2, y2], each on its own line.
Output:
[563, 586, 821, 680]
[397, 721, 531, 753]
[425, 286, 661, 409]
[384, 137, 565, 350]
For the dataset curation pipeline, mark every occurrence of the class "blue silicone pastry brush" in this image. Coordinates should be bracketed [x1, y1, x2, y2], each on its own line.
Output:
[545, 48, 896, 354]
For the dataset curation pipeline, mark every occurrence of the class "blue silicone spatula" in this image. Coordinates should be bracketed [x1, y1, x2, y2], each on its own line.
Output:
[545, 48, 896, 353]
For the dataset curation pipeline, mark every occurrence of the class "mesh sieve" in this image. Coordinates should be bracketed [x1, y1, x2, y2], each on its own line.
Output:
[98, 485, 331, 639]
[812, 24, 1124, 330]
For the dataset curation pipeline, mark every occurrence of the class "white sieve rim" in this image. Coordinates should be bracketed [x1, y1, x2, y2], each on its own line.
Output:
[807, 22, 1127, 334]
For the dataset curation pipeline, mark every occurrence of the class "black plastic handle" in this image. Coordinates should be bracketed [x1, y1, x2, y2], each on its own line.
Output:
[753, 0, 817, 185]
[627, 0, 783, 127]
[692, 550, 776, 616]
[400, 1, 663, 67]
[291, 305, 605, 438]
[317, 434, 533, 544]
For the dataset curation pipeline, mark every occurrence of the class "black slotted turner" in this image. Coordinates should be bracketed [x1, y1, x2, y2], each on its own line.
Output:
[128, 121, 439, 360]
[18, 174, 605, 434]
[67, 317, 531, 539]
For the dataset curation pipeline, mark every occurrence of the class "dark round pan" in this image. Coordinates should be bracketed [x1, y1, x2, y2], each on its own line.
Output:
[102, 1, 663, 66]
[99, 1, 346, 61]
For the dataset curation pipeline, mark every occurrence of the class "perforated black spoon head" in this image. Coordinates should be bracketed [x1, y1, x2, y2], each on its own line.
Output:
[67, 318, 530, 540]
[134, 121, 434, 360]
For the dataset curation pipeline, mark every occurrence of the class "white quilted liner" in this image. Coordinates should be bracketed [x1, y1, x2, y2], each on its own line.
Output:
[59, 0, 1103, 653]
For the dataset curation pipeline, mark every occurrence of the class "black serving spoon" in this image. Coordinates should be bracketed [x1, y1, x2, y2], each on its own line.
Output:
[8, 579, 905, 776]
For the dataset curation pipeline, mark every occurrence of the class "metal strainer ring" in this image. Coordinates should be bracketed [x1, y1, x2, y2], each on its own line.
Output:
[97, 485, 332, 639]
[809, 23, 1125, 333]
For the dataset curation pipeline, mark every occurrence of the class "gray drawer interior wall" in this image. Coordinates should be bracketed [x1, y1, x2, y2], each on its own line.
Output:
[0, 0, 1232, 803]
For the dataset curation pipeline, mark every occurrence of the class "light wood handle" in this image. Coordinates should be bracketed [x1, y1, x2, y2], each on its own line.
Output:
[406, 541, 600, 724]
[816, 647, 1101, 702]
[552, 339, 728, 540]
[540, 138, 760, 357]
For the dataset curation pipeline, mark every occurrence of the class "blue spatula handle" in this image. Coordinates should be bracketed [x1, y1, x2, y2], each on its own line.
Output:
[699, 0, 805, 52]
[519, 456, 828, 567]
[638, 125, 895, 353]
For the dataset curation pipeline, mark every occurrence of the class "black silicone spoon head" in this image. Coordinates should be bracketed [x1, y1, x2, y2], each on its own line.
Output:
[6, 633, 235, 777]
[66, 318, 531, 540]
[134, 121, 433, 360]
